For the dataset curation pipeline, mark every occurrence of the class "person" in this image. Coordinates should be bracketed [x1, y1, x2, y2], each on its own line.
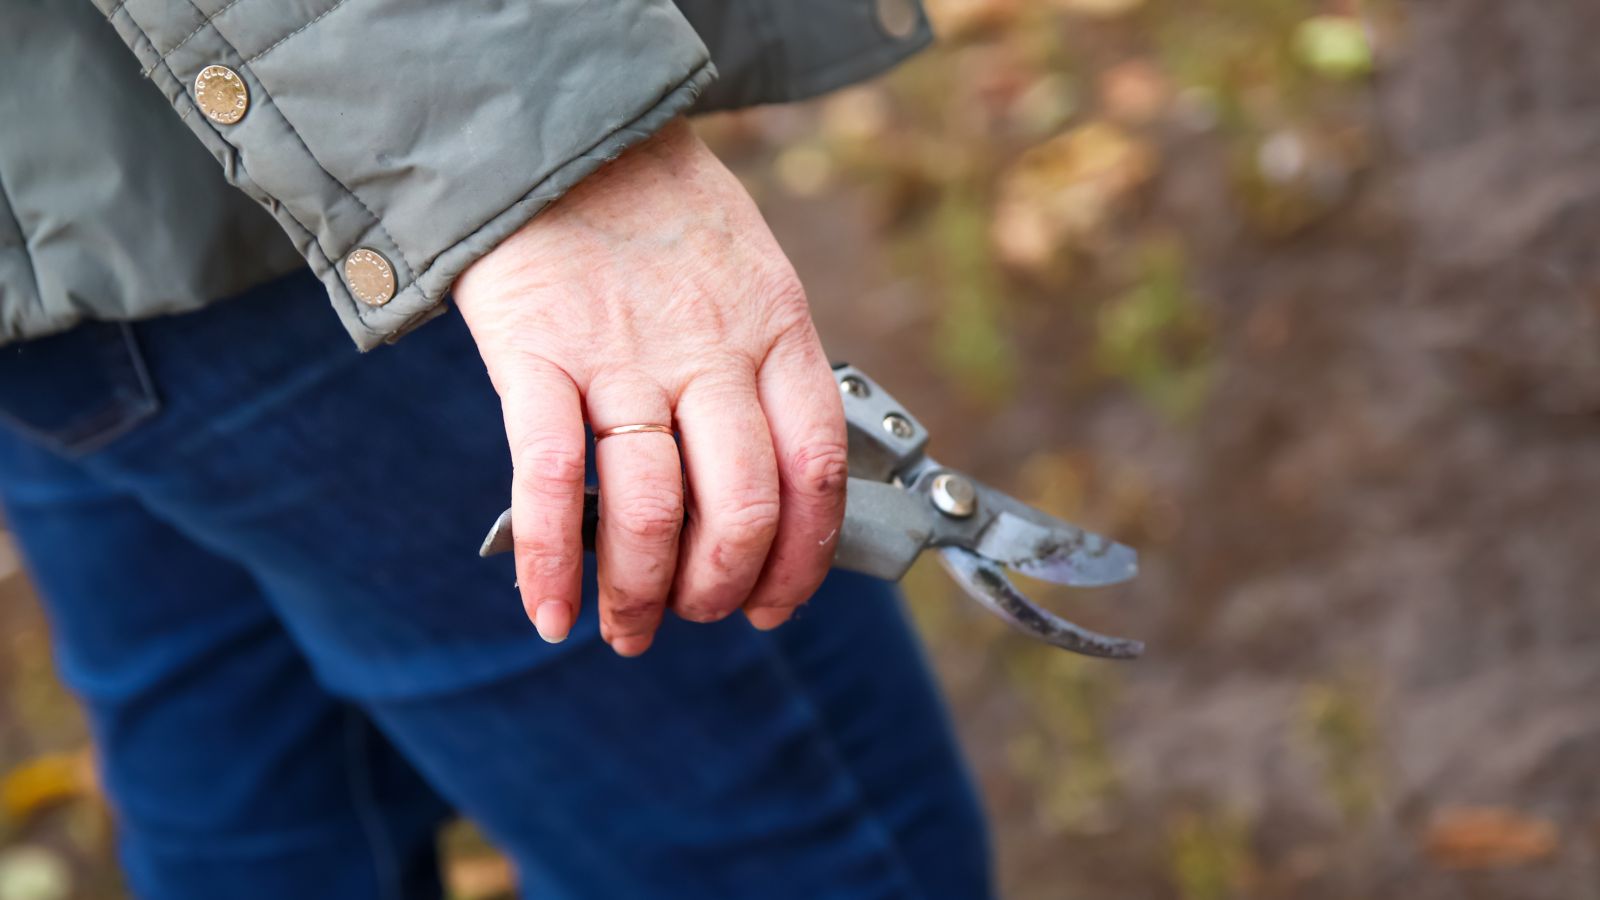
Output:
[0, 0, 993, 897]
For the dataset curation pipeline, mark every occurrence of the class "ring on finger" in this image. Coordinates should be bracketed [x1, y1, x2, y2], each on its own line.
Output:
[594, 423, 675, 441]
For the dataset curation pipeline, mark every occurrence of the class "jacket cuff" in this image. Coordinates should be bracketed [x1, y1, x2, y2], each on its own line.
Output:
[362, 61, 716, 348]
[96, 0, 715, 350]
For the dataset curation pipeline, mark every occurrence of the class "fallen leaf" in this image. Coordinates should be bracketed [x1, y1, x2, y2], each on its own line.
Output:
[1423, 806, 1560, 869]
[925, 0, 1021, 38]
[991, 121, 1156, 270]
[0, 751, 93, 825]
[1009, 73, 1080, 136]
[772, 145, 834, 197]
[1098, 59, 1170, 124]
[1051, 0, 1145, 21]
[820, 87, 892, 144]
[447, 853, 516, 900]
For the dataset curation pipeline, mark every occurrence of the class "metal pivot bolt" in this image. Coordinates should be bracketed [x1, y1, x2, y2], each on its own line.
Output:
[839, 376, 871, 398]
[882, 413, 914, 440]
[929, 472, 977, 518]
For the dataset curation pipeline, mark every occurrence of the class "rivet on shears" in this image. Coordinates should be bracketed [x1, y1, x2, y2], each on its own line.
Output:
[929, 472, 977, 518]
[882, 413, 914, 440]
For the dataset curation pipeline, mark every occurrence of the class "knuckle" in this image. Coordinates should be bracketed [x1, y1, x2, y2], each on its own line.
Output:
[614, 489, 683, 544]
[605, 591, 661, 627]
[514, 438, 586, 495]
[514, 539, 576, 580]
[758, 272, 812, 332]
[685, 370, 754, 405]
[787, 440, 850, 501]
[709, 494, 782, 547]
[699, 502, 780, 579]
[758, 263, 807, 307]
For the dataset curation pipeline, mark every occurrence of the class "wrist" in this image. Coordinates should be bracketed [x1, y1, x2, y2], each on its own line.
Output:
[457, 118, 720, 310]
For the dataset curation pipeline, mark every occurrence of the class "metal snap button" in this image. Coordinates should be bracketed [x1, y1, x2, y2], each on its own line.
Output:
[344, 248, 396, 307]
[875, 0, 920, 38]
[194, 65, 249, 125]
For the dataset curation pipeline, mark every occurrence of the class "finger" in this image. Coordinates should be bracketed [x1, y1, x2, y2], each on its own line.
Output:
[671, 371, 780, 625]
[743, 325, 848, 630]
[589, 377, 682, 657]
[502, 362, 588, 643]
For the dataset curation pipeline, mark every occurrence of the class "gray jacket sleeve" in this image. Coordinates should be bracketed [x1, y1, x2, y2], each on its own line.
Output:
[92, 0, 716, 349]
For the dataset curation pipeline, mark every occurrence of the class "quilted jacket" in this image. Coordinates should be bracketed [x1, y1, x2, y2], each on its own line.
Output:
[0, 0, 930, 349]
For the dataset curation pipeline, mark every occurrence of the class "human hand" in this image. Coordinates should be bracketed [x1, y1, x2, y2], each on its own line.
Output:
[453, 119, 846, 656]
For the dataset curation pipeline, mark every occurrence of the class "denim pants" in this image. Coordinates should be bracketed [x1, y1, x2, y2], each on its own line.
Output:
[0, 270, 991, 899]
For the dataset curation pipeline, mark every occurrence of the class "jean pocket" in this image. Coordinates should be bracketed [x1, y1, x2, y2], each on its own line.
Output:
[0, 322, 161, 456]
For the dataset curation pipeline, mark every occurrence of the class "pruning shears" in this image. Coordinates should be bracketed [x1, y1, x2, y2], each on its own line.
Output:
[479, 364, 1144, 659]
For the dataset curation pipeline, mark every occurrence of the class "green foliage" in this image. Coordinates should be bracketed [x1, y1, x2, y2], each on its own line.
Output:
[1003, 635, 1125, 831]
[1152, 0, 1315, 132]
[1298, 679, 1383, 825]
[1096, 238, 1213, 420]
[1166, 810, 1254, 900]
[929, 187, 1019, 404]
[1293, 16, 1374, 81]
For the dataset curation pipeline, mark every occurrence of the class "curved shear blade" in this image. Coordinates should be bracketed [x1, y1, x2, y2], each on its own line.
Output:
[937, 546, 1144, 659]
[977, 510, 1139, 588]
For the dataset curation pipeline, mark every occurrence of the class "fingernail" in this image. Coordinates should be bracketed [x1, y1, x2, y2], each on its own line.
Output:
[534, 601, 573, 643]
[677, 603, 729, 624]
[611, 634, 652, 657]
[746, 607, 792, 631]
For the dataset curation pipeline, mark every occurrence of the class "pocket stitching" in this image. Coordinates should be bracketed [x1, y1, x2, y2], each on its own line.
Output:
[0, 324, 162, 457]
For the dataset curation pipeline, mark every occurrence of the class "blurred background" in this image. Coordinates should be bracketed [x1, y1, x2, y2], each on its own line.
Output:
[6, 0, 1600, 897]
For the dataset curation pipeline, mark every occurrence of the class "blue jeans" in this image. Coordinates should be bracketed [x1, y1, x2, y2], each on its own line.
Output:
[0, 271, 991, 899]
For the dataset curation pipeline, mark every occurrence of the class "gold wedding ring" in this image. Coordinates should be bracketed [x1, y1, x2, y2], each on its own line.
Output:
[594, 423, 675, 441]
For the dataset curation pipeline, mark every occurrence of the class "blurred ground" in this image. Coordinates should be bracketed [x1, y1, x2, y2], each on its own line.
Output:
[5, 0, 1600, 897]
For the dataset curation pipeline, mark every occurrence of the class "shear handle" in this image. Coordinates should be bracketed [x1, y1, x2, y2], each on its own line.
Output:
[479, 476, 932, 583]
